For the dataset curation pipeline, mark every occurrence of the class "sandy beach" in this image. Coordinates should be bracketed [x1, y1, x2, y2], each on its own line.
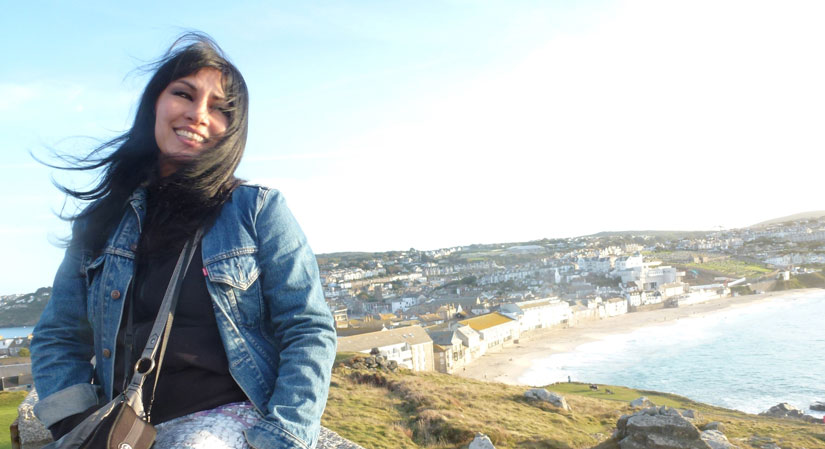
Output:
[455, 289, 822, 386]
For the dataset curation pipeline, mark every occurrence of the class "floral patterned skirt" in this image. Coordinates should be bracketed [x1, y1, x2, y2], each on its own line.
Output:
[152, 402, 260, 449]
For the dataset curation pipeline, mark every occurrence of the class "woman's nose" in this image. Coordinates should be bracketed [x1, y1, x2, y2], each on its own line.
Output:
[186, 98, 210, 124]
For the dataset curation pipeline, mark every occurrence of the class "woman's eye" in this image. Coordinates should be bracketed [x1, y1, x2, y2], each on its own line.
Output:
[213, 104, 231, 118]
[172, 90, 192, 100]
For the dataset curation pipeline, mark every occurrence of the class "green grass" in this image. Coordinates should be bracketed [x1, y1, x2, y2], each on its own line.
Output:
[683, 259, 773, 279]
[323, 361, 825, 449]
[773, 272, 825, 291]
[0, 391, 27, 449]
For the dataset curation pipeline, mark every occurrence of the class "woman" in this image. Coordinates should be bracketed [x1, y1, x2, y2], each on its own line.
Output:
[31, 33, 337, 449]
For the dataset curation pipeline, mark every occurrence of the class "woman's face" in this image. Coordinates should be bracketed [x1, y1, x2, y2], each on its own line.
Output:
[154, 68, 229, 176]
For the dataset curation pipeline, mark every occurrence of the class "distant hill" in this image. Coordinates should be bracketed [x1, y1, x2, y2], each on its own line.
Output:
[587, 230, 709, 239]
[0, 287, 50, 327]
[751, 210, 825, 228]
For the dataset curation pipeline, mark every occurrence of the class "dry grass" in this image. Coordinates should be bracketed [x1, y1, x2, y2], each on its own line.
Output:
[322, 357, 825, 449]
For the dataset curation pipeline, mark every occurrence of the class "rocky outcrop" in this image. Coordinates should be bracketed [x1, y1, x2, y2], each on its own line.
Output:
[468, 432, 496, 449]
[524, 388, 570, 411]
[810, 401, 825, 412]
[615, 406, 737, 449]
[630, 396, 653, 408]
[701, 422, 724, 432]
[13, 390, 366, 449]
[342, 354, 399, 372]
[748, 436, 781, 449]
[759, 402, 821, 423]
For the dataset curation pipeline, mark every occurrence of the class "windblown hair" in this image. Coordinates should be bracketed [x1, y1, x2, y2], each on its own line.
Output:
[53, 32, 249, 255]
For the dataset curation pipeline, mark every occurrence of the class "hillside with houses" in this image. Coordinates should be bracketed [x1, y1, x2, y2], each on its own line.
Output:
[324, 214, 825, 374]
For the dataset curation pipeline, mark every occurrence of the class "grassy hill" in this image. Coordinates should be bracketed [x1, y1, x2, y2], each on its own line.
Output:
[772, 272, 825, 291]
[2, 362, 823, 449]
[0, 391, 27, 449]
[323, 357, 825, 449]
[751, 211, 825, 228]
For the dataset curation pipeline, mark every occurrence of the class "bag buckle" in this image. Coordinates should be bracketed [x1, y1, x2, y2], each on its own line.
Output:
[134, 357, 156, 375]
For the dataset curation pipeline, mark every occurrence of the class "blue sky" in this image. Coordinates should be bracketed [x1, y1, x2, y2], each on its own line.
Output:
[2, 1, 824, 294]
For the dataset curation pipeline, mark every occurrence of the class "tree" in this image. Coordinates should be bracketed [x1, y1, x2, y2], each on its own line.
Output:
[17, 347, 30, 357]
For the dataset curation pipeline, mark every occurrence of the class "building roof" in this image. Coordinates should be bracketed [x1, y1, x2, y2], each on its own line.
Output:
[418, 313, 443, 322]
[458, 312, 515, 331]
[426, 329, 460, 346]
[519, 300, 554, 310]
[337, 325, 432, 353]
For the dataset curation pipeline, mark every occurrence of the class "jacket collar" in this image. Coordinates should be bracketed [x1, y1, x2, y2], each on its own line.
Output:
[127, 186, 148, 232]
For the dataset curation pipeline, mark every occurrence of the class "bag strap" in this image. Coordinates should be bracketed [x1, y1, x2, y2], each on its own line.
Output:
[123, 227, 203, 418]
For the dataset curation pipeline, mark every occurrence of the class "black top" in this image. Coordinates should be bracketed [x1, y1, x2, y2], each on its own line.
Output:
[112, 239, 247, 424]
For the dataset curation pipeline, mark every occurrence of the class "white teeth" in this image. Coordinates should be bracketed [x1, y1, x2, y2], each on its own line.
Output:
[175, 129, 205, 142]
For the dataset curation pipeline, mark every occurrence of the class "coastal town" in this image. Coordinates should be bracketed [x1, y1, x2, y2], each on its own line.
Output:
[1, 213, 824, 387]
[327, 213, 825, 374]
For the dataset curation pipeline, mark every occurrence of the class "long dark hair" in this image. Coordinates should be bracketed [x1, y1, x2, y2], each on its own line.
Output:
[52, 32, 249, 255]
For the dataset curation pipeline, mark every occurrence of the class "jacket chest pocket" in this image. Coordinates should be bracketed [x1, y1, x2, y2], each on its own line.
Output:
[206, 254, 263, 328]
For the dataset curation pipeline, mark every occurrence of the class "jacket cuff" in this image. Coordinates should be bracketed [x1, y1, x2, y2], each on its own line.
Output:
[33, 383, 102, 428]
[244, 419, 313, 449]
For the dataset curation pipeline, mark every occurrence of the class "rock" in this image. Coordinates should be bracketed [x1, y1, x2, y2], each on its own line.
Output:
[748, 437, 780, 449]
[759, 402, 820, 423]
[615, 406, 715, 449]
[700, 430, 737, 449]
[701, 422, 724, 432]
[14, 390, 52, 449]
[468, 432, 496, 449]
[680, 409, 701, 422]
[630, 396, 653, 408]
[524, 388, 571, 411]
[811, 401, 825, 412]
[760, 402, 804, 418]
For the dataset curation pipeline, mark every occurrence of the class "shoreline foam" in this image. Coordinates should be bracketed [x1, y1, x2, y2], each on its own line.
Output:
[455, 289, 823, 386]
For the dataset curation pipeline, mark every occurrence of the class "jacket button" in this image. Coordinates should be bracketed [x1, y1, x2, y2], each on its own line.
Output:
[130, 243, 138, 252]
[102, 349, 112, 358]
[111, 290, 121, 300]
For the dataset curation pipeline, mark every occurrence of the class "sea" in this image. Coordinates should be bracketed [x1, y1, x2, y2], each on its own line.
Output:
[519, 290, 825, 419]
[0, 326, 35, 339]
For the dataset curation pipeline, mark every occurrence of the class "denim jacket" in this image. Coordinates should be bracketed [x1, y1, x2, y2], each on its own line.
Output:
[31, 185, 337, 449]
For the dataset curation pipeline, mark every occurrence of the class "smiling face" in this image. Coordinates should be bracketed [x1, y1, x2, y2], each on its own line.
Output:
[154, 68, 229, 176]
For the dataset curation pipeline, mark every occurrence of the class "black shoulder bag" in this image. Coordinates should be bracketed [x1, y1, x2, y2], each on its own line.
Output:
[44, 229, 202, 449]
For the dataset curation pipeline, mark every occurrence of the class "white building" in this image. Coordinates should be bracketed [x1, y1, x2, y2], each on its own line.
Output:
[500, 298, 571, 332]
[337, 325, 434, 371]
[458, 312, 519, 350]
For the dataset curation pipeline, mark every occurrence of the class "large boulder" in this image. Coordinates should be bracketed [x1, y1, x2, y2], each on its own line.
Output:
[810, 401, 825, 412]
[759, 402, 820, 423]
[630, 396, 653, 408]
[524, 388, 570, 411]
[615, 406, 716, 449]
[468, 432, 496, 449]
